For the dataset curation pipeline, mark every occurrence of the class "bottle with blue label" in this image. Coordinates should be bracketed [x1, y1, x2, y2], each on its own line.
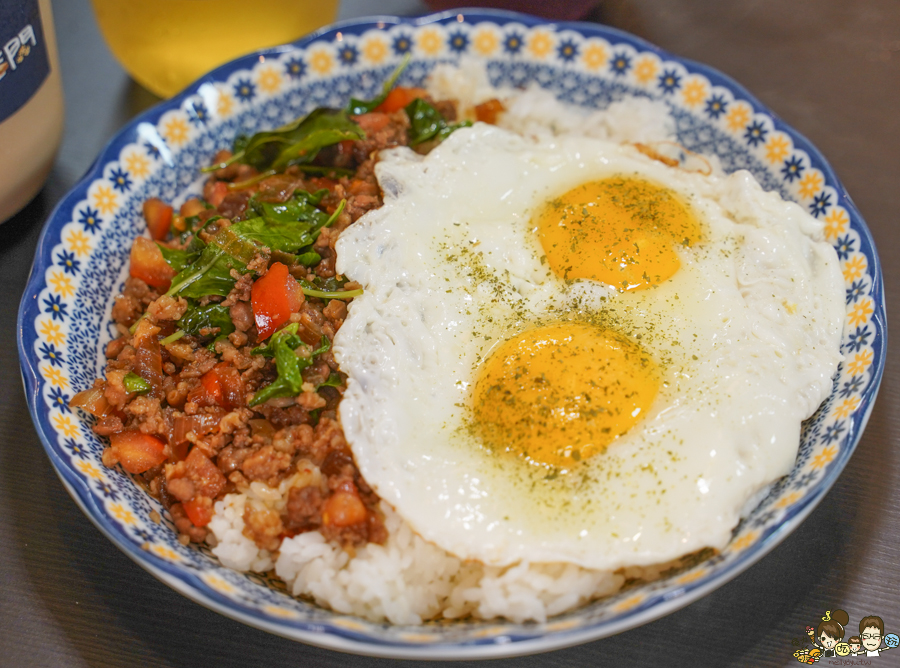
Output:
[0, 0, 64, 223]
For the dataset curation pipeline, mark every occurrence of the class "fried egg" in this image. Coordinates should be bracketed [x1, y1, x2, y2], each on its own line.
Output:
[333, 123, 844, 570]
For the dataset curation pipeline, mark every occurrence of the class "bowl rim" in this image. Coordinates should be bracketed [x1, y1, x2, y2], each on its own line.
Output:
[17, 7, 887, 659]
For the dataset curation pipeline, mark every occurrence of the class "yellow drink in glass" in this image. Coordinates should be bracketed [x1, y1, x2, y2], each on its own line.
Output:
[90, 0, 339, 98]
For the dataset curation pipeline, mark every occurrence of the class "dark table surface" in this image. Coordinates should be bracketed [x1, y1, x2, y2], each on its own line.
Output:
[3, 1, 899, 666]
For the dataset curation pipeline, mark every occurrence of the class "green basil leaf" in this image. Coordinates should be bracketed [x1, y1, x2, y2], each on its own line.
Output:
[177, 303, 235, 338]
[123, 372, 151, 395]
[294, 250, 321, 267]
[248, 325, 322, 407]
[405, 98, 472, 147]
[317, 372, 343, 389]
[156, 243, 200, 274]
[225, 108, 365, 172]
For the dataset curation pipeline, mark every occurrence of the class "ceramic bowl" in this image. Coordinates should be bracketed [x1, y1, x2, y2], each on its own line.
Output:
[18, 9, 885, 659]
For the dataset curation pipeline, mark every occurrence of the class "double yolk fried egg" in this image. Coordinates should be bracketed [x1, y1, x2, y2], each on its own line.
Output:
[334, 123, 844, 570]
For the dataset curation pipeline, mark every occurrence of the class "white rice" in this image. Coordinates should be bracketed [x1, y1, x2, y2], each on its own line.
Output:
[206, 63, 700, 625]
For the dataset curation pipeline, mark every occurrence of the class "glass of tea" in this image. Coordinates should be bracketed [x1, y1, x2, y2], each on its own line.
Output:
[90, 0, 339, 98]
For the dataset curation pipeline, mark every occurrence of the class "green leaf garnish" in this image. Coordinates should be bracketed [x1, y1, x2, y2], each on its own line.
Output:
[123, 372, 151, 395]
[346, 54, 411, 115]
[405, 98, 472, 147]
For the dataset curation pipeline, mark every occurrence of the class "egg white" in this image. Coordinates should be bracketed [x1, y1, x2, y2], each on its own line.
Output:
[334, 123, 844, 570]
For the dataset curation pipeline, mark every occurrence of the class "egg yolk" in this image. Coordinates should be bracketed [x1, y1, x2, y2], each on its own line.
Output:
[472, 323, 659, 468]
[536, 176, 703, 291]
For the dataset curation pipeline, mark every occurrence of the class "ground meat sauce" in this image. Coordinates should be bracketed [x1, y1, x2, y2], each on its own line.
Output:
[72, 91, 487, 552]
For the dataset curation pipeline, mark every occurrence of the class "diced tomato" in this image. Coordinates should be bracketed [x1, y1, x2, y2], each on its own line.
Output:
[251, 262, 303, 340]
[208, 181, 229, 208]
[184, 447, 226, 498]
[353, 112, 390, 133]
[321, 482, 367, 528]
[347, 178, 379, 197]
[474, 98, 506, 125]
[374, 86, 428, 114]
[109, 430, 167, 474]
[182, 496, 214, 527]
[179, 198, 206, 218]
[129, 237, 176, 290]
[187, 363, 242, 409]
[143, 198, 174, 241]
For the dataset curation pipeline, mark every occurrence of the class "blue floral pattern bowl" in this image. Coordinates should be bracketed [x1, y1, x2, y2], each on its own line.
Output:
[17, 9, 885, 659]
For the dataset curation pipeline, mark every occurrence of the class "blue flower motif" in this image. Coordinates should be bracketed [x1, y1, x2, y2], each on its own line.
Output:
[839, 375, 865, 398]
[49, 387, 70, 413]
[143, 142, 161, 159]
[835, 234, 855, 260]
[97, 481, 119, 500]
[609, 52, 631, 76]
[43, 293, 68, 321]
[40, 342, 64, 367]
[557, 39, 579, 62]
[77, 207, 102, 235]
[233, 78, 256, 102]
[133, 527, 154, 542]
[448, 30, 469, 53]
[705, 94, 728, 119]
[744, 121, 768, 147]
[64, 438, 89, 459]
[392, 34, 412, 55]
[338, 44, 359, 67]
[792, 470, 818, 490]
[781, 155, 804, 182]
[284, 57, 306, 80]
[188, 101, 209, 126]
[658, 69, 681, 93]
[845, 325, 871, 353]
[108, 167, 132, 193]
[845, 279, 867, 304]
[56, 250, 80, 275]
[810, 192, 831, 217]
[751, 509, 777, 527]
[504, 32, 524, 54]
[822, 420, 846, 444]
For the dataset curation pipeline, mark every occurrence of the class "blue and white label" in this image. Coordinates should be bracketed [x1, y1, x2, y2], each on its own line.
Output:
[0, 0, 51, 123]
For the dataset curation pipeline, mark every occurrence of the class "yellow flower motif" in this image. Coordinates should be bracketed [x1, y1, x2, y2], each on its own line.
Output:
[257, 65, 282, 94]
[633, 56, 658, 84]
[473, 29, 498, 56]
[333, 618, 368, 631]
[842, 255, 867, 282]
[362, 37, 387, 63]
[543, 619, 580, 632]
[151, 544, 181, 561]
[92, 184, 118, 215]
[265, 605, 299, 619]
[848, 298, 874, 328]
[833, 396, 861, 419]
[42, 365, 68, 388]
[204, 574, 235, 593]
[730, 530, 759, 552]
[110, 503, 136, 525]
[417, 28, 443, 56]
[847, 349, 873, 376]
[528, 31, 553, 58]
[811, 444, 838, 471]
[399, 632, 439, 643]
[824, 208, 849, 242]
[681, 79, 707, 107]
[66, 229, 91, 257]
[217, 91, 234, 117]
[124, 152, 150, 179]
[764, 134, 791, 164]
[309, 49, 333, 75]
[162, 116, 189, 147]
[76, 460, 103, 480]
[775, 491, 801, 509]
[676, 568, 707, 585]
[725, 102, 751, 132]
[48, 270, 74, 298]
[582, 43, 607, 70]
[53, 414, 79, 439]
[613, 593, 645, 612]
[39, 319, 65, 346]
[797, 171, 824, 199]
